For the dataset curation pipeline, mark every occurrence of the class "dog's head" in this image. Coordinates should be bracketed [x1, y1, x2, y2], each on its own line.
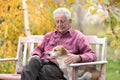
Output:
[50, 45, 68, 58]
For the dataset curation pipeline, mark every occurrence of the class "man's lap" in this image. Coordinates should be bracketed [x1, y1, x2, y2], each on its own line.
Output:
[21, 57, 66, 80]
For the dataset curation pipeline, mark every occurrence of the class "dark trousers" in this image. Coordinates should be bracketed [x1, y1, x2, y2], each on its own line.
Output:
[21, 57, 66, 80]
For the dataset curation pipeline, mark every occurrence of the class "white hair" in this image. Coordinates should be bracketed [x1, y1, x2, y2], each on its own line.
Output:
[53, 7, 71, 20]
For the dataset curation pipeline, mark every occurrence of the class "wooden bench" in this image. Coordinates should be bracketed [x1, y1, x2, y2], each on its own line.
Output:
[0, 35, 107, 80]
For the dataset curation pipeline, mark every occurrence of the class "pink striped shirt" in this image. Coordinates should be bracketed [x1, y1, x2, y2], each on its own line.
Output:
[31, 28, 97, 64]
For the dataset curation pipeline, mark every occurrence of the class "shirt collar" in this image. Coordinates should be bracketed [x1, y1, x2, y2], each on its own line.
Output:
[55, 28, 73, 36]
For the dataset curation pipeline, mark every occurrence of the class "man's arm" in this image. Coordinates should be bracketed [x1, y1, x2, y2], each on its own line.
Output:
[64, 35, 97, 65]
[78, 36, 97, 62]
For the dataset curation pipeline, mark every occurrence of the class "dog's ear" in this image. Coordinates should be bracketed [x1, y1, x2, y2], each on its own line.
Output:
[62, 47, 68, 55]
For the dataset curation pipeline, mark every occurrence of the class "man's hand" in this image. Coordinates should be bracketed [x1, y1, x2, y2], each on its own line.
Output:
[64, 54, 81, 65]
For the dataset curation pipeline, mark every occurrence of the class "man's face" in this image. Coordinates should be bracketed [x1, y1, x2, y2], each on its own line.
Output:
[54, 13, 71, 34]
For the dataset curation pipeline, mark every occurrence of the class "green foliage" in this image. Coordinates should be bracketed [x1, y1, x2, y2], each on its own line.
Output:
[105, 7, 120, 53]
[82, 0, 120, 54]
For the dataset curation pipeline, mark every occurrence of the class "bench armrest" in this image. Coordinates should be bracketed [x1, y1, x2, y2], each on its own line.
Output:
[0, 58, 18, 62]
[70, 61, 107, 67]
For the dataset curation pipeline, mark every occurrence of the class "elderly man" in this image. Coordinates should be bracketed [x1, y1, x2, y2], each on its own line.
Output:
[21, 7, 97, 80]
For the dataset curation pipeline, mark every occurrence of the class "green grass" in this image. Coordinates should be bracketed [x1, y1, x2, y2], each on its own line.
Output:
[106, 46, 120, 80]
[106, 59, 120, 80]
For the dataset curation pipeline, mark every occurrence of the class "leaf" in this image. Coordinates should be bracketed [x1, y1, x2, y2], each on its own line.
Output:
[90, 8, 97, 14]
[103, 19, 110, 27]
[114, 27, 120, 34]
[98, 0, 104, 5]
[109, 0, 120, 5]
[114, 49, 120, 55]
[110, 40, 116, 47]
[104, 0, 110, 5]
[109, 13, 117, 29]
[82, 4, 90, 12]
[98, 11, 106, 18]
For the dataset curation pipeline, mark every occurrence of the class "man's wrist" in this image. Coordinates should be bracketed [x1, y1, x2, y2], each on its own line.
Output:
[79, 55, 82, 62]
[76, 55, 82, 63]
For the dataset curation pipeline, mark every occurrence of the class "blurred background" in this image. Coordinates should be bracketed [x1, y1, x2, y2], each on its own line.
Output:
[0, 0, 120, 80]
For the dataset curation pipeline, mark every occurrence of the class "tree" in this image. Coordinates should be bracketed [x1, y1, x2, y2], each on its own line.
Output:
[22, 0, 31, 36]
[80, 0, 120, 54]
[0, 0, 24, 73]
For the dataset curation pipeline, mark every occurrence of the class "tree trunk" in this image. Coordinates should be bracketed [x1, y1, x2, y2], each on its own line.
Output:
[22, 0, 31, 36]
[75, 0, 84, 33]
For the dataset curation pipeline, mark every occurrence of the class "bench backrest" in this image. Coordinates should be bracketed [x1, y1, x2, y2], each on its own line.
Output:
[15, 35, 44, 73]
[15, 35, 107, 74]
[86, 36, 107, 61]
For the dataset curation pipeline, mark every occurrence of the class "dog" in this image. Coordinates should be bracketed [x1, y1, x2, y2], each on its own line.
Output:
[50, 45, 101, 80]
[50, 45, 72, 80]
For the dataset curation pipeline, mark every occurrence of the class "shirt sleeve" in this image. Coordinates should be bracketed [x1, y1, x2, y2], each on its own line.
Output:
[78, 35, 97, 62]
[30, 34, 50, 58]
[30, 38, 45, 58]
